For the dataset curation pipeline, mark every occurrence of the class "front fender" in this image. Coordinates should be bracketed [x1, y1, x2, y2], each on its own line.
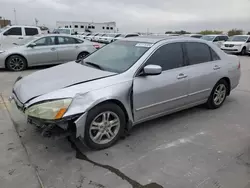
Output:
[64, 81, 133, 138]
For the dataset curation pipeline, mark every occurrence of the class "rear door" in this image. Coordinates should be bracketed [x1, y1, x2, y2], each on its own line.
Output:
[25, 36, 58, 65]
[133, 42, 189, 122]
[24, 27, 39, 36]
[56, 36, 79, 63]
[183, 42, 222, 103]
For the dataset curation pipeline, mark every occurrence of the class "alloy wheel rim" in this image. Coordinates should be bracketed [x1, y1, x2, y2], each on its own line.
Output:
[9, 58, 24, 71]
[213, 84, 226, 105]
[89, 111, 120, 145]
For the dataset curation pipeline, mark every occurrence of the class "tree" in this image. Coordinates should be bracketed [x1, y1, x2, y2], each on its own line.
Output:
[165, 30, 190, 34]
[165, 31, 173, 34]
[198, 30, 223, 35]
[228, 29, 243, 36]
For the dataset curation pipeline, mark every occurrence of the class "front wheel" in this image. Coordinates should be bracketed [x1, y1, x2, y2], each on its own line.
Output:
[241, 47, 247, 55]
[84, 103, 125, 150]
[6, 55, 27, 71]
[206, 79, 229, 109]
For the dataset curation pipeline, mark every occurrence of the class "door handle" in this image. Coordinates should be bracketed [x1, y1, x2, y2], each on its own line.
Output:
[177, 73, 188, 79]
[213, 65, 221, 70]
[75, 46, 79, 49]
[51, 48, 56, 51]
[18, 37, 23, 39]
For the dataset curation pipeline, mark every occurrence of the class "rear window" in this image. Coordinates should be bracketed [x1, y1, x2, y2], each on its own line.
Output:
[84, 41, 152, 73]
[25, 28, 39, 36]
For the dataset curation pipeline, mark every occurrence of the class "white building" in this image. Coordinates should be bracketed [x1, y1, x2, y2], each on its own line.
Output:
[56, 21, 117, 33]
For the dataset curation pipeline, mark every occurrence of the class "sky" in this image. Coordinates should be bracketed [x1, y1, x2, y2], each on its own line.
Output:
[0, 0, 250, 33]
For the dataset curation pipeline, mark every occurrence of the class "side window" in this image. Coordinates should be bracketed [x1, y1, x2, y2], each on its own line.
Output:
[74, 38, 84, 44]
[4, 27, 22, 36]
[58, 37, 76, 45]
[126, 34, 139, 38]
[185, 42, 212, 65]
[34, 37, 55, 46]
[213, 36, 219, 42]
[247, 37, 250, 42]
[25, 28, 39, 36]
[145, 43, 184, 71]
[210, 48, 220, 61]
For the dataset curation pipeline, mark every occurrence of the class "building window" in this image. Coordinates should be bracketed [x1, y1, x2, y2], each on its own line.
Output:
[106, 27, 109, 30]
[102, 27, 105, 29]
[81, 25, 84, 28]
[88, 25, 91, 29]
[91, 26, 95, 29]
[69, 25, 71, 28]
[75, 25, 78, 28]
[65, 26, 68, 28]
[110, 27, 113, 30]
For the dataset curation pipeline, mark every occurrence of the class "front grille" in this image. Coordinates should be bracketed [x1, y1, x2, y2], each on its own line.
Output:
[225, 44, 234, 47]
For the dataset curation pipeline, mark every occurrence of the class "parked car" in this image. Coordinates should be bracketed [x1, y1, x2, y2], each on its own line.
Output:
[92, 33, 106, 42]
[53, 28, 78, 35]
[85, 33, 99, 41]
[183, 34, 203, 38]
[113, 33, 140, 41]
[221, 35, 250, 55]
[82, 33, 91, 39]
[10, 36, 240, 150]
[99, 33, 121, 44]
[201, 35, 228, 47]
[0, 34, 99, 71]
[0, 25, 42, 48]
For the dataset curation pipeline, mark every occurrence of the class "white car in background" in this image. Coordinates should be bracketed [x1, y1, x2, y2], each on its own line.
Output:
[85, 33, 99, 41]
[201, 35, 229, 48]
[99, 33, 121, 44]
[92, 33, 106, 42]
[113, 33, 140, 41]
[221, 35, 250, 55]
[183, 34, 203, 38]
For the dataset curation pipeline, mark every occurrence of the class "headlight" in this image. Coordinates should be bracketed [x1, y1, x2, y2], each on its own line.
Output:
[25, 99, 72, 120]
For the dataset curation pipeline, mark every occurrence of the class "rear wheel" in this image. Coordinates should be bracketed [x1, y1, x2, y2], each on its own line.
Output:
[6, 55, 27, 71]
[206, 79, 229, 109]
[84, 103, 125, 150]
[77, 52, 89, 60]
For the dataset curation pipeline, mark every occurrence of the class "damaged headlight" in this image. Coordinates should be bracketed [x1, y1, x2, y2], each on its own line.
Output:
[25, 99, 72, 120]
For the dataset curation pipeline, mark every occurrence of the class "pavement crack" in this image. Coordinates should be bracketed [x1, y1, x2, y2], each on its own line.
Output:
[68, 137, 163, 188]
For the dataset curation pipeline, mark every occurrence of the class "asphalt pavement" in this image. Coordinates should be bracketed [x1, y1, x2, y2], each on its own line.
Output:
[0, 56, 250, 188]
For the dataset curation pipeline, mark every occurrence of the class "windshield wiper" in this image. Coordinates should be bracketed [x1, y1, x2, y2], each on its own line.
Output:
[83, 61, 103, 70]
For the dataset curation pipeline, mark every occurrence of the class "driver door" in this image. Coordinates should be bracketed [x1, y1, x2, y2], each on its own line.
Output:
[25, 36, 58, 65]
[133, 43, 189, 122]
[1, 27, 23, 47]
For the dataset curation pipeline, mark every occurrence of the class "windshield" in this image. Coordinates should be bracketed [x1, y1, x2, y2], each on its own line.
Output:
[14, 36, 37, 45]
[56, 29, 71, 34]
[229, 36, 248, 42]
[0, 26, 10, 33]
[84, 41, 151, 73]
[201, 35, 215, 41]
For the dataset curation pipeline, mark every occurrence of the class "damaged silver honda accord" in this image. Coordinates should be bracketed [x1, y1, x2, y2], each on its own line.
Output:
[10, 36, 241, 150]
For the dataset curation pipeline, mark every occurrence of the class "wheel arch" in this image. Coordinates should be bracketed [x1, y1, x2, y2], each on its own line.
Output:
[77, 51, 90, 59]
[5, 54, 28, 68]
[219, 77, 231, 95]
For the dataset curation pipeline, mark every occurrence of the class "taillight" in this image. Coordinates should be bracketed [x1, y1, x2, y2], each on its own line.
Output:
[93, 44, 100, 49]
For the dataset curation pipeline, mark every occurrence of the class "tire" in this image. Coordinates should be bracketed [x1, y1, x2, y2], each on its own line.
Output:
[241, 47, 247, 55]
[206, 79, 229, 109]
[77, 52, 89, 60]
[6, 55, 27, 71]
[84, 103, 126, 150]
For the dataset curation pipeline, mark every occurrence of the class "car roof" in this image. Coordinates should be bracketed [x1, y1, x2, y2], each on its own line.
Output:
[121, 35, 182, 43]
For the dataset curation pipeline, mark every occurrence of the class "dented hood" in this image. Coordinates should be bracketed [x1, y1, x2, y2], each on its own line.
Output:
[13, 61, 116, 103]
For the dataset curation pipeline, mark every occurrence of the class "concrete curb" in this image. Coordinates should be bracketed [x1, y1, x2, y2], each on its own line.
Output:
[0, 94, 43, 188]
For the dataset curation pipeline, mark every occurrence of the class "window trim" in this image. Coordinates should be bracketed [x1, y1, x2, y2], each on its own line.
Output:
[134, 42, 186, 77]
[183, 42, 216, 66]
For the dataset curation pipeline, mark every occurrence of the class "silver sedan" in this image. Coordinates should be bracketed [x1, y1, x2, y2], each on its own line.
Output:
[11, 36, 241, 150]
[0, 34, 99, 71]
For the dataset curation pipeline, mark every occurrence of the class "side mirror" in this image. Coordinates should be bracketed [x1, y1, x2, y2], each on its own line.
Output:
[28, 43, 36, 48]
[142, 65, 162, 76]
